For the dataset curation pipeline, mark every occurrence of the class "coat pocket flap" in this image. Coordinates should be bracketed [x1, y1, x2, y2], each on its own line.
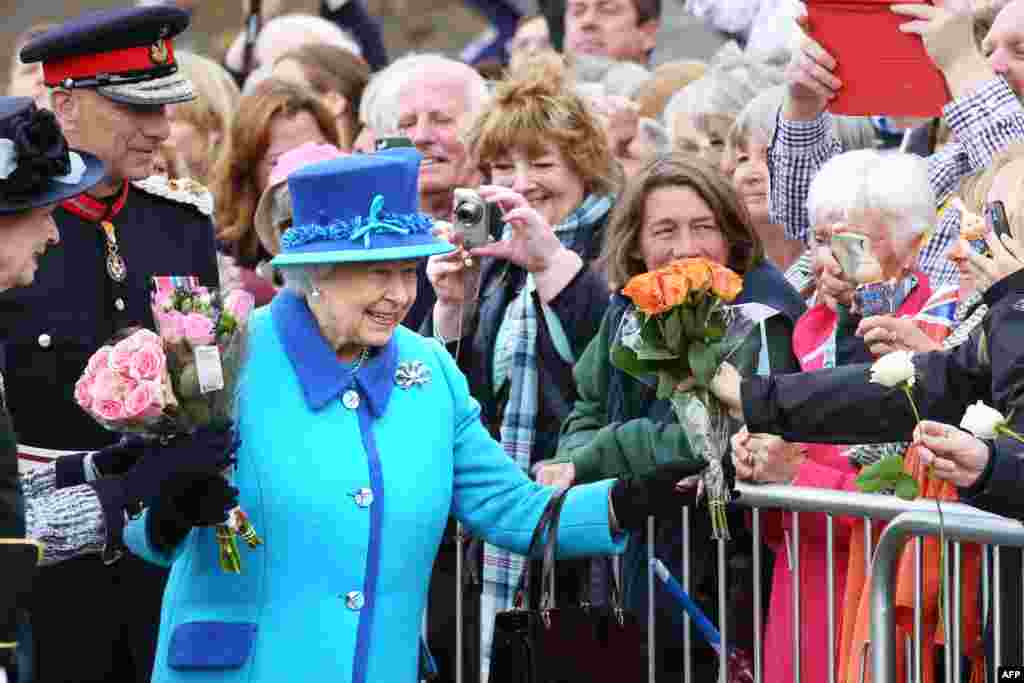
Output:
[168, 621, 257, 670]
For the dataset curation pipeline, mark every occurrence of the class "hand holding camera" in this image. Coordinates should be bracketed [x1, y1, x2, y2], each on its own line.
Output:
[426, 221, 480, 310]
[468, 185, 567, 274]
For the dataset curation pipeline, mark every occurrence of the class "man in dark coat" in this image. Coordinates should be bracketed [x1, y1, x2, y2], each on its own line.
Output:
[0, 7, 220, 682]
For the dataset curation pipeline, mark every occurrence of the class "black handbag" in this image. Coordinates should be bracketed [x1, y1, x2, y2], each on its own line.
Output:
[488, 489, 645, 683]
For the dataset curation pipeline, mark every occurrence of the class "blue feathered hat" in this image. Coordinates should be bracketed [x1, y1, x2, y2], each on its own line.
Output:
[271, 149, 455, 266]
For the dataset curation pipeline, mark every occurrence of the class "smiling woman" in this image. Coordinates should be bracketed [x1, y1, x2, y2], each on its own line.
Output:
[423, 56, 619, 679]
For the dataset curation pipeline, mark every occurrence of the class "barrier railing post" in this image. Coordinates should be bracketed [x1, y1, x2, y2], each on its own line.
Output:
[753, 508, 762, 683]
[683, 506, 692, 683]
[870, 511, 1024, 683]
[648, 516, 655, 683]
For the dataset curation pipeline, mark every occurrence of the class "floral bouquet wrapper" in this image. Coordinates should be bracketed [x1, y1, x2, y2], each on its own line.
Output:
[74, 276, 260, 573]
[612, 258, 773, 539]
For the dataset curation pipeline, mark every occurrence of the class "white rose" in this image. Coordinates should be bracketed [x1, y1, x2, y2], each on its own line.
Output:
[869, 350, 916, 388]
[959, 401, 1006, 440]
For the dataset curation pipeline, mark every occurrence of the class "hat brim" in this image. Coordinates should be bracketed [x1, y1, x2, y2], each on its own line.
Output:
[0, 150, 105, 215]
[271, 240, 455, 267]
[254, 178, 287, 257]
[98, 72, 195, 106]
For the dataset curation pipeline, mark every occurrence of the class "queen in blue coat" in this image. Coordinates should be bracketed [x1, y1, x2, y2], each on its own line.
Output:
[125, 150, 705, 682]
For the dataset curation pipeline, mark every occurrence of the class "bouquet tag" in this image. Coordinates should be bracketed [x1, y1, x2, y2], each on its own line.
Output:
[194, 345, 225, 394]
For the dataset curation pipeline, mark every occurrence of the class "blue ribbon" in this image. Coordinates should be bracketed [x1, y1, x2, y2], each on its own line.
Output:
[348, 194, 411, 248]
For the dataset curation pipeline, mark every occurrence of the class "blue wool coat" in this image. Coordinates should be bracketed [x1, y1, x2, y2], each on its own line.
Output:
[125, 291, 627, 683]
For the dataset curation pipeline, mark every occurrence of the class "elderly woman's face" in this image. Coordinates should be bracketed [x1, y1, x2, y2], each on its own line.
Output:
[258, 110, 330, 194]
[489, 142, 586, 227]
[843, 208, 920, 281]
[673, 114, 732, 172]
[310, 259, 420, 358]
[0, 206, 59, 291]
[633, 185, 730, 272]
[731, 135, 771, 226]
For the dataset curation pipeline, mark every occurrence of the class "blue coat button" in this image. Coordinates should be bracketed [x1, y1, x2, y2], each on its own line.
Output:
[342, 390, 360, 410]
[352, 488, 374, 508]
[345, 591, 365, 610]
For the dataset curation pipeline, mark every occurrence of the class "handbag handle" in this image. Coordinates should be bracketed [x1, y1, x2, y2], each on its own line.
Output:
[538, 488, 570, 612]
[513, 489, 570, 610]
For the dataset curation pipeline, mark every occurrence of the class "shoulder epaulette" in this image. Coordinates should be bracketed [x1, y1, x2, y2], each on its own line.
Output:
[131, 176, 213, 217]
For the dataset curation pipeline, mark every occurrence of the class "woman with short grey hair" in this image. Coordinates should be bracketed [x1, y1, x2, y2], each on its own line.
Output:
[664, 53, 783, 170]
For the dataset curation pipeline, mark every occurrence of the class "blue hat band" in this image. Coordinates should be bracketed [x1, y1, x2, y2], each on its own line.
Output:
[280, 194, 435, 253]
[284, 229, 441, 256]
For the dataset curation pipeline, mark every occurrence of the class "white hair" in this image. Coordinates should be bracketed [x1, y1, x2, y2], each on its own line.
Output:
[663, 59, 783, 133]
[388, 53, 489, 120]
[258, 14, 362, 59]
[806, 149, 935, 247]
[730, 84, 786, 147]
[278, 264, 336, 295]
[359, 57, 423, 135]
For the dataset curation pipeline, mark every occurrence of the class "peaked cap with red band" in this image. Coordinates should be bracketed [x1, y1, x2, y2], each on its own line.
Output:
[19, 5, 195, 107]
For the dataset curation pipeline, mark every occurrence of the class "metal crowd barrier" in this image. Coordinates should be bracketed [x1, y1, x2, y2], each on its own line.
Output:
[436, 483, 1024, 683]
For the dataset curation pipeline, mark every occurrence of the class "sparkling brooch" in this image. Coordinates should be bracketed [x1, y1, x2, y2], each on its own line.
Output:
[395, 361, 431, 390]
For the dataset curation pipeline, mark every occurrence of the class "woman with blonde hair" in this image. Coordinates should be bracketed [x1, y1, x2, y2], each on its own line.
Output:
[163, 50, 241, 184]
[211, 78, 339, 304]
[424, 60, 616, 680]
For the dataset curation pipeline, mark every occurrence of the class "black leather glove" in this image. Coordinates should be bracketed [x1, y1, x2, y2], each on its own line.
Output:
[55, 435, 148, 488]
[88, 423, 240, 553]
[610, 458, 709, 531]
[148, 474, 239, 553]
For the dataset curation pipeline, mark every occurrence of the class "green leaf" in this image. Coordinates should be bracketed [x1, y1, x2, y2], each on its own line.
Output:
[876, 454, 906, 480]
[688, 340, 717, 387]
[635, 344, 679, 361]
[641, 318, 665, 349]
[610, 343, 661, 378]
[680, 305, 698, 339]
[894, 476, 920, 501]
[657, 371, 678, 400]
[704, 321, 726, 342]
[855, 472, 885, 493]
[663, 309, 685, 350]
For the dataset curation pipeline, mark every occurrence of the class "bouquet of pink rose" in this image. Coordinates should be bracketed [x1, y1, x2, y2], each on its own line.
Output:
[74, 276, 260, 573]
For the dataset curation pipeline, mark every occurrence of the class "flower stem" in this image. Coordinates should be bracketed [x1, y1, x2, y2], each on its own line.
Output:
[996, 424, 1024, 444]
[902, 383, 922, 424]
[936, 498, 949, 657]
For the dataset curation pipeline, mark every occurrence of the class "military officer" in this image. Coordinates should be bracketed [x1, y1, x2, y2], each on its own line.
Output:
[0, 7, 220, 682]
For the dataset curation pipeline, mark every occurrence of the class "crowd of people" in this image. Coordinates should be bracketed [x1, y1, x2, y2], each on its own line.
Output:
[2, 0, 1024, 682]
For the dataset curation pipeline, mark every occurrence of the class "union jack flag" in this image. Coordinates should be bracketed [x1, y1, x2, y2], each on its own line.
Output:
[913, 284, 959, 344]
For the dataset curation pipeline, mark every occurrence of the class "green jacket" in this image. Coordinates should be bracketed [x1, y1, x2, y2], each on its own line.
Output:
[557, 290, 801, 483]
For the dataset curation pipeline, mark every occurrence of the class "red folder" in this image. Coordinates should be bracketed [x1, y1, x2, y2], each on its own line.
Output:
[807, 0, 950, 117]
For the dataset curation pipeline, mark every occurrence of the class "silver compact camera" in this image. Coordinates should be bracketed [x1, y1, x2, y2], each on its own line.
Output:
[453, 188, 503, 249]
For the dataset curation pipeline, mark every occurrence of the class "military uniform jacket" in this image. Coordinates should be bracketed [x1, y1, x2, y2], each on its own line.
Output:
[126, 292, 627, 683]
[0, 177, 219, 452]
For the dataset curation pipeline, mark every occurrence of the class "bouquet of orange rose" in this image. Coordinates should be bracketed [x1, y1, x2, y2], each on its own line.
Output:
[613, 258, 750, 539]
[74, 276, 261, 574]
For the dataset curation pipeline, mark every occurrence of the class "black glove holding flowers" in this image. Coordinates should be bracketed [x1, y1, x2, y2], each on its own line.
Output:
[148, 474, 240, 553]
[0, 107, 70, 202]
[86, 423, 240, 556]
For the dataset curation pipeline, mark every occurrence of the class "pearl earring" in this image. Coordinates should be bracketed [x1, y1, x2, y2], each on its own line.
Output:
[311, 288, 322, 298]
